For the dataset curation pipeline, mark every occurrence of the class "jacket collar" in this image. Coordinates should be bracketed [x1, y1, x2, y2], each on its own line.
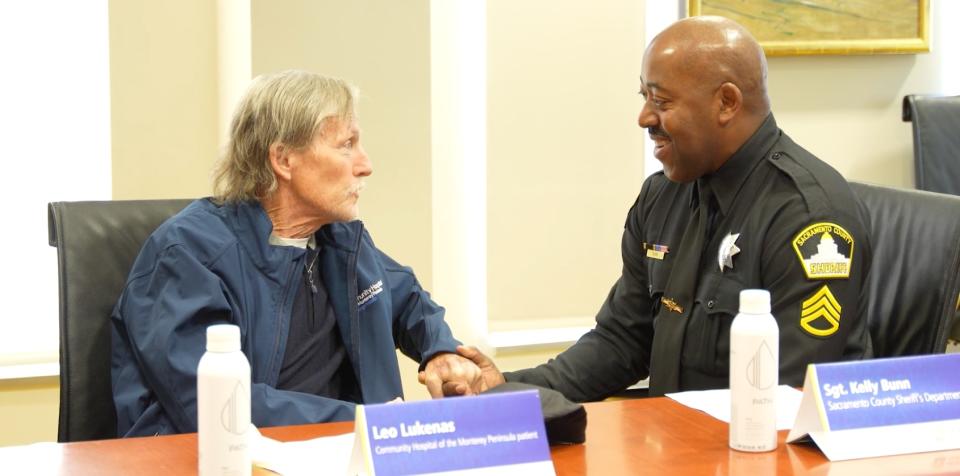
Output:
[316, 219, 365, 253]
[698, 113, 780, 216]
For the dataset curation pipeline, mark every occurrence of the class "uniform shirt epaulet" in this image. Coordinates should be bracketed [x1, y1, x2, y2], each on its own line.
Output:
[767, 150, 832, 217]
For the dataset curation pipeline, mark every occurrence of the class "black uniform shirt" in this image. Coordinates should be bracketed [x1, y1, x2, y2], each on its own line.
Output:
[507, 114, 873, 399]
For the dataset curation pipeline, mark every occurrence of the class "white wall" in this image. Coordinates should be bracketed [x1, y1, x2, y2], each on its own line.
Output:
[486, 0, 646, 328]
[110, 0, 219, 199]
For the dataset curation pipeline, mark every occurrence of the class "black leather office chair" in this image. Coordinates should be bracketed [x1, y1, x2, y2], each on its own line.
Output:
[850, 182, 960, 357]
[48, 199, 192, 442]
[902, 94, 960, 195]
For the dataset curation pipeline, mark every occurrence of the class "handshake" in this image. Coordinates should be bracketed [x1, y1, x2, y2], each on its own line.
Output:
[419, 345, 506, 398]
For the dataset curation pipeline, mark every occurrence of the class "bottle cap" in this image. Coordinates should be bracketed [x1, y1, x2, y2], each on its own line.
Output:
[739, 289, 771, 314]
[206, 324, 241, 352]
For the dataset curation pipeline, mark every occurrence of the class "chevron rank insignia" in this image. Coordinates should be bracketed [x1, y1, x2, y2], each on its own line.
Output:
[800, 285, 841, 337]
[792, 222, 853, 279]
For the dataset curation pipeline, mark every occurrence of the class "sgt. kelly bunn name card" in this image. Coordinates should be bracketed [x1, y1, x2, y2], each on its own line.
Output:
[787, 353, 960, 461]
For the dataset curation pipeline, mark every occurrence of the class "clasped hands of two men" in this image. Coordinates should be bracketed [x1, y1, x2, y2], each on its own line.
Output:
[419, 346, 504, 398]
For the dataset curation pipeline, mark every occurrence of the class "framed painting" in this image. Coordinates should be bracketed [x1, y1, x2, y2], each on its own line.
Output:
[688, 0, 929, 56]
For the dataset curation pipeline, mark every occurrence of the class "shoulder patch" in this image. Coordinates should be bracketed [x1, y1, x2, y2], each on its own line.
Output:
[791, 222, 853, 279]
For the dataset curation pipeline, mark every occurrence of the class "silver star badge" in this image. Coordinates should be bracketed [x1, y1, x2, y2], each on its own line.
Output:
[718, 233, 740, 272]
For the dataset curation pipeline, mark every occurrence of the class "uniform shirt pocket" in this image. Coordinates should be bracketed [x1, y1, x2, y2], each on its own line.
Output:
[686, 276, 742, 376]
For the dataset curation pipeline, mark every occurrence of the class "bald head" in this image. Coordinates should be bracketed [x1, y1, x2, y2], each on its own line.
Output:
[647, 16, 769, 116]
[638, 16, 772, 182]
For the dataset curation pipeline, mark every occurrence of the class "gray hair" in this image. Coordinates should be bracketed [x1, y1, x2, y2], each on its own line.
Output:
[213, 70, 358, 202]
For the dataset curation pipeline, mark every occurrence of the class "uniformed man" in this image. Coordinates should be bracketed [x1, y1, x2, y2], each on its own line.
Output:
[436, 16, 873, 399]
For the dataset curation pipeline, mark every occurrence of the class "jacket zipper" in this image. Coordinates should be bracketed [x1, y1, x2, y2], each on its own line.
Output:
[348, 224, 363, 399]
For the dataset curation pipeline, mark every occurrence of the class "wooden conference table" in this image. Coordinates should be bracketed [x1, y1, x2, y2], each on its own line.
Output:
[3, 397, 959, 475]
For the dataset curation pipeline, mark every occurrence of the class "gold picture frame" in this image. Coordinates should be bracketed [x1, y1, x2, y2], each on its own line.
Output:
[687, 0, 929, 56]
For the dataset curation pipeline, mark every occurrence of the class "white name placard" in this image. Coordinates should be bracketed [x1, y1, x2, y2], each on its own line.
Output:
[787, 353, 960, 461]
[347, 390, 555, 475]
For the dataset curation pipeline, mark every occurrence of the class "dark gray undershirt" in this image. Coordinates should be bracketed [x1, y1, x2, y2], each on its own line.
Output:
[276, 240, 358, 401]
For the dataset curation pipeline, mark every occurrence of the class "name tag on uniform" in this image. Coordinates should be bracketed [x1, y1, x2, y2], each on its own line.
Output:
[643, 243, 669, 260]
[787, 354, 960, 461]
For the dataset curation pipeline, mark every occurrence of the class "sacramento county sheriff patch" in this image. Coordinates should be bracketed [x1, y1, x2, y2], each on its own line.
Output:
[791, 222, 854, 280]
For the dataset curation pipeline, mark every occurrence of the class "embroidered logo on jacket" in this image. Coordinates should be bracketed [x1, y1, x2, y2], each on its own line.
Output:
[800, 285, 841, 337]
[791, 222, 854, 279]
[357, 280, 384, 309]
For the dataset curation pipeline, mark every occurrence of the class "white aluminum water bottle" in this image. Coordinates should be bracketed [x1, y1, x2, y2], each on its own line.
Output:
[729, 289, 779, 452]
[198, 324, 251, 476]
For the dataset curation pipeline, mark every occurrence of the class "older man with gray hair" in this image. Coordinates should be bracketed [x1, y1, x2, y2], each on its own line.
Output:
[111, 70, 478, 437]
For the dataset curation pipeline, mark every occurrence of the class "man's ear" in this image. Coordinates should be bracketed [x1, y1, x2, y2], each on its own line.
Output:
[716, 82, 742, 126]
[269, 142, 293, 182]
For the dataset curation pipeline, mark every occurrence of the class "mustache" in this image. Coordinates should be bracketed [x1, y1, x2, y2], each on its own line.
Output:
[348, 181, 367, 195]
[647, 127, 670, 140]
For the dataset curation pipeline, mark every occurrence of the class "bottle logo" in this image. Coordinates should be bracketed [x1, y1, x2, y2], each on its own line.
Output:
[746, 340, 776, 390]
[220, 380, 249, 435]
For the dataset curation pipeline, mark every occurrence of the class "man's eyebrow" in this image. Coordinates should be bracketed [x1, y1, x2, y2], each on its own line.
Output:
[642, 80, 668, 94]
